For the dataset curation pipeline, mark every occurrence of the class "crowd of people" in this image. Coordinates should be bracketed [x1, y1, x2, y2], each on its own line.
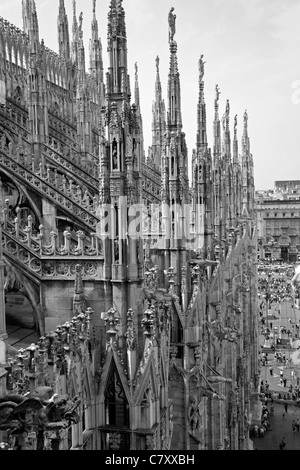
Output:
[254, 262, 300, 449]
[251, 386, 274, 437]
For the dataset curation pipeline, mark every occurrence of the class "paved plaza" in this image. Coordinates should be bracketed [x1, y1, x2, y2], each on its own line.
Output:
[253, 297, 300, 450]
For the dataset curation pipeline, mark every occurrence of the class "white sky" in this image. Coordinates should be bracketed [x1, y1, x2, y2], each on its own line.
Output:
[2, 0, 300, 190]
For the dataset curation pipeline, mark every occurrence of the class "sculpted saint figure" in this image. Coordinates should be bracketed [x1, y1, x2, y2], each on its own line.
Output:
[168, 7, 176, 43]
[79, 12, 83, 32]
[215, 84, 220, 106]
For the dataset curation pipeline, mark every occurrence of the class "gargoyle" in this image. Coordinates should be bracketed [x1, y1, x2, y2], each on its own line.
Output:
[0, 392, 81, 433]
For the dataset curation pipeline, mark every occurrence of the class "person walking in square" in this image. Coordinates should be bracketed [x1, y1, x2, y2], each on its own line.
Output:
[279, 436, 286, 450]
[284, 402, 288, 413]
[280, 377, 283, 387]
[283, 377, 287, 387]
[269, 365, 273, 376]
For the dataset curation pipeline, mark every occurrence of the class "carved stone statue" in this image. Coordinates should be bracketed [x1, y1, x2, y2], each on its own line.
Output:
[156, 56, 159, 74]
[168, 7, 176, 43]
[0, 391, 81, 442]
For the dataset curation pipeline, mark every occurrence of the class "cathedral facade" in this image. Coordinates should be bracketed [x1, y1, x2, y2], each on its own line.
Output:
[0, 0, 260, 451]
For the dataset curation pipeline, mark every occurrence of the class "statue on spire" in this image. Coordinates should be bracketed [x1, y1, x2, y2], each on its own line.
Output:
[93, 0, 96, 14]
[156, 56, 160, 73]
[215, 84, 220, 106]
[168, 7, 176, 44]
[225, 99, 230, 128]
[222, 114, 226, 132]
[244, 109, 248, 128]
[199, 55, 206, 82]
[79, 11, 83, 31]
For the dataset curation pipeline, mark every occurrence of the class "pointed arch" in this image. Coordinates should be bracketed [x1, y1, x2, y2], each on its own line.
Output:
[104, 359, 129, 427]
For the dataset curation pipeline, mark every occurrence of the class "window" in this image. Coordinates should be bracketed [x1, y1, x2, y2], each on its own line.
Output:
[105, 363, 129, 427]
[283, 213, 286, 217]
[266, 213, 269, 217]
[274, 213, 277, 217]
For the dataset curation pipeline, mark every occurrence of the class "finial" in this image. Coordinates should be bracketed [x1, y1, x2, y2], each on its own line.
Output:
[168, 7, 176, 44]
[135, 62, 138, 76]
[93, 0, 96, 15]
[73, 0, 76, 15]
[244, 109, 248, 127]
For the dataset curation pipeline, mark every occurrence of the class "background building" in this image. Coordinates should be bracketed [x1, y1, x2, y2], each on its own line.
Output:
[256, 181, 300, 263]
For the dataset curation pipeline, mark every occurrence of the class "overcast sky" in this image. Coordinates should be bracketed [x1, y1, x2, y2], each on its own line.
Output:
[2, 0, 300, 190]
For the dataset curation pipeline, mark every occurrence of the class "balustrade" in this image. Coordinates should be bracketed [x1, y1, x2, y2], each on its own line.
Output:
[0, 142, 99, 230]
[2, 203, 103, 258]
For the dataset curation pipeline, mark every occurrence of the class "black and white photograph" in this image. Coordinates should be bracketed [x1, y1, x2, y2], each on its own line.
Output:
[0, 0, 299, 454]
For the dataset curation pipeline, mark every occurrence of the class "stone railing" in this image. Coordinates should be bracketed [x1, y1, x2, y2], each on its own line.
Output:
[0, 143, 99, 230]
[3, 230, 102, 280]
[3, 203, 102, 257]
[48, 112, 78, 147]
[43, 141, 99, 189]
[0, 99, 29, 131]
[0, 100, 99, 191]
[2, 203, 103, 279]
[45, 135, 99, 180]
